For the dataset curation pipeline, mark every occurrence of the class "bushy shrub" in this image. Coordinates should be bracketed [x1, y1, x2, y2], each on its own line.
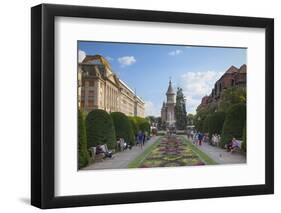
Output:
[128, 116, 139, 136]
[111, 112, 135, 146]
[220, 103, 246, 147]
[241, 125, 246, 152]
[132, 116, 151, 135]
[218, 87, 246, 112]
[202, 115, 211, 133]
[78, 110, 90, 169]
[139, 121, 151, 135]
[208, 112, 226, 137]
[194, 109, 211, 132]
[86, 109, 116, 150]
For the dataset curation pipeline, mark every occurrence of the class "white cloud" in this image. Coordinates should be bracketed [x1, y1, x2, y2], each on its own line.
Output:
[144, 100, 160, 117]
[180, 70, 223, 114]
[168, 49, 183, 56]
[78, 50, 86, 62]
[118, 56, 136, 67]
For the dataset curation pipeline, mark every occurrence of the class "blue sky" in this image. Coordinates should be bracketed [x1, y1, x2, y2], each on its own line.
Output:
[78, 41, 246, 116]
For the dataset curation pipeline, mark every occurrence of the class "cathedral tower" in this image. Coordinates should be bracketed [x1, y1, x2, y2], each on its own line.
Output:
[161, 79, 176, 127]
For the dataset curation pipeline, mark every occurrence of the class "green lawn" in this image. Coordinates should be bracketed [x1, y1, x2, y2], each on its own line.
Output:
[128, 137, 163, 168]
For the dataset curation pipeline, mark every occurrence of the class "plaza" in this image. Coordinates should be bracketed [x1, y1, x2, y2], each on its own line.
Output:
[82, 135, 246, 170]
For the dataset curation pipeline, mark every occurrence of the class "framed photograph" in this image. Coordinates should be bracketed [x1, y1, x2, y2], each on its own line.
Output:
[31, 3, 274, 209]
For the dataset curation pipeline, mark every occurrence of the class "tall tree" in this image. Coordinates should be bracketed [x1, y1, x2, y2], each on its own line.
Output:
[186, 113, 194, 126]
[175, 87, 187, 130]
[218, 87, 246, 112]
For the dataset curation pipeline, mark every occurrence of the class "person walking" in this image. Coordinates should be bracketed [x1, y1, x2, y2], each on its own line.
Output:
[142, 131, 146, 146]
[198, 132, 203, 146]
[137, 131, 144, 149]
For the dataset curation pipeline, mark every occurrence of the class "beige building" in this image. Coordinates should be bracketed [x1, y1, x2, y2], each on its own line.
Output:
[78, 55, 145, 117]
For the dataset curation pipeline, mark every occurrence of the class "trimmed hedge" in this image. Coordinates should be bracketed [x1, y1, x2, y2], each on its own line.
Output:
[78, 110, 90, 169]
[241, 125, 246, 152]
[220, 103, 246, 147]
[208, 112, 226, 136]
[139, 121, 151, 135]
[203, 115, 211, 133]
[128, 116, 139, 136]
[86, 109, 116, 150]
[133, 116, 151, 135]
[111, 112, 135, 146]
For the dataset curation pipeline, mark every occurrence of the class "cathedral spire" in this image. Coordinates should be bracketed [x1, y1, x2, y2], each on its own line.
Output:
[166, 78, 175, 95]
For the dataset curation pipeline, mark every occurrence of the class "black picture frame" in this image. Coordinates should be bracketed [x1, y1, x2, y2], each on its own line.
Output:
[31, 3, 274, 209]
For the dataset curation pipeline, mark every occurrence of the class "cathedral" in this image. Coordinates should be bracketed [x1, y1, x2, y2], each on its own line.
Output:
[161, 79, 176, 127]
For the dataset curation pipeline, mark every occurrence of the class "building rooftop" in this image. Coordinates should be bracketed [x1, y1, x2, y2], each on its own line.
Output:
[225, 65, 239, 74]
[81, 55, 112, 70]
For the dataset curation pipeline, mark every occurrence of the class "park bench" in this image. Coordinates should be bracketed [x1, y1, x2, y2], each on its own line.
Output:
[89, 144, 113, 161]
[89, 146, 105, 161]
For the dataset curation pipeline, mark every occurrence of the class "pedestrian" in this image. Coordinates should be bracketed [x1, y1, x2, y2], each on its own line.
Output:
[193, 133, 197, 145]
[142, 132, 146, 146]
[198, 132, 203, 146]
[137, 131, 144, 149]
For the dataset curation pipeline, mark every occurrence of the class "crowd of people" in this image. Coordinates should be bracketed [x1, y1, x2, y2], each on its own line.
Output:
[187, 130, 241, 153]
[191, 131, 204, 146]
[93, 131, 150, 161]
[115, 130, 150, 152]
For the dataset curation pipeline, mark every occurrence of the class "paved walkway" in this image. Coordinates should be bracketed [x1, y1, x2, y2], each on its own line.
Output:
[82, 136, 160, 170]
[185, 136, 246, 164]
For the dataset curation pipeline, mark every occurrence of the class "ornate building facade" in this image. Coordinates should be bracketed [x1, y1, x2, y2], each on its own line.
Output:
[197, 64, 247, 110]
[161, 80, 176, 127]
[78, 55, 145, 117]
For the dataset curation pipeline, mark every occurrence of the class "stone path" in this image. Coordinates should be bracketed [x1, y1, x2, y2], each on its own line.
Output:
[82, 136, 160, 170]
[184, 136, 246, 164]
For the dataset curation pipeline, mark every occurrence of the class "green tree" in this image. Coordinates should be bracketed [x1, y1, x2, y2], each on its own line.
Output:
[156, 117, 162, 130]
[218, 87, 246, 112]
[175, 87, 187, 130]
[139, 121, 151, 135]
[146, 116, 157, 124]
[78, 110, 90, 168]
[202, 114, 211, 133]
[132, 116, 151, 135]
[220, 103, 246, 147]
[111, 112, 135, 146]
[207, 111, 226, 136]
[86, 109, 116, 149]
[186, 113, 194, 126]
[194, 109, 209, 132]
[128, 116, 139, 136]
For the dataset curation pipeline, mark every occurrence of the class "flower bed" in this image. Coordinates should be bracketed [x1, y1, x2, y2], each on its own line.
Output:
[139, 136, 205, 168]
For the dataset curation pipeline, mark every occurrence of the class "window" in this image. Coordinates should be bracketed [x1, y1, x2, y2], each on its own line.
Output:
[215, 84, 217, 95]
[89, 81, 95, 87]
[88, 100, 94, 107]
